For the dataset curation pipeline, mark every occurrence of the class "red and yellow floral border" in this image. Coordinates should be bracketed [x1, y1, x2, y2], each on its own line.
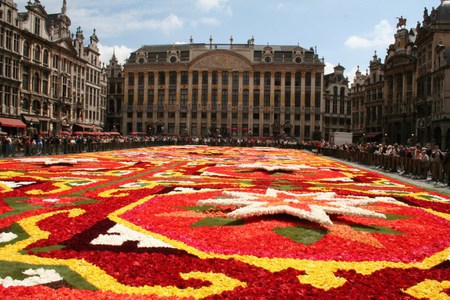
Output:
[0, 146, 448, 299]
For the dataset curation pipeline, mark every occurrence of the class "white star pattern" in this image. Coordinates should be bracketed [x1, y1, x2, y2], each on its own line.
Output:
[197, 188, 399, 226]
[237, 163, 313, 172]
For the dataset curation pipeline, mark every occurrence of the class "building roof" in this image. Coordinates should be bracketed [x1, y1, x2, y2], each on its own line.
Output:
[133, 43, 311, 54]
[435, 0, 450, 22]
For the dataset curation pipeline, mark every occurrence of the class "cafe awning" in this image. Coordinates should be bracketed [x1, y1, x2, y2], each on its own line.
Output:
[22, 115, 40, 124]
[0, 117, 26, 128]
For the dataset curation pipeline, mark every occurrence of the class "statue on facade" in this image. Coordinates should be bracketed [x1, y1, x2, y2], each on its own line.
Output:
[396, 16, 407, 28]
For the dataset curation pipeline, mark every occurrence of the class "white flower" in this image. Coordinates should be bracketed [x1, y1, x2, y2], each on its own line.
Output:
[237, 163, 312, 172]
[0, 232, 18, 243]
[197, 188, 399, 226]
[0, 181, 35, 189]
[91, 224, 174, 248]
[0, 268, 63, 287]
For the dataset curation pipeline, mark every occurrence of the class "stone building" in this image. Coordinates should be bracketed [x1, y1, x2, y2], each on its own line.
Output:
[416, 1, 450, 148]
[122, 37, 325, 139]
[105, 51, 123, 133]
[364, 52, 385, 143]
[382, 23, 417, 145]
[0, 0, 105, 136]
[349, 67, 367, 142]
[323, 64, 351, 141]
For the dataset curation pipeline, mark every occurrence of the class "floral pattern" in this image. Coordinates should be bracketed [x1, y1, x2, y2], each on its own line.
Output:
[0, 146, 449, 299]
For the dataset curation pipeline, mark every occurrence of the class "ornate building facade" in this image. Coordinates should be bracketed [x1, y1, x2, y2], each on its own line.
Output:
[105, 51, 123, 133]
[0, 0, 106, 136]
[349, 67, 367, 142]
[415, 2, 450, 148]
[323, 64, 351, 141]
[382, 25, 417, 145]
[364, 52, 385, 142]
[122, 38, 325, 139]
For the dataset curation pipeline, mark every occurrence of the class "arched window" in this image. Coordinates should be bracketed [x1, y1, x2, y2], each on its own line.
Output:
[43, 50, 49, 65]
[22, 98, 30, 110]
[7, 10, 12, 23]
[23, 41, 30, 58]
[32, 72, 40, 92]
[42, 102, 48, 114]
[34, 45, 41, 61]
[32, 100, 41, 114]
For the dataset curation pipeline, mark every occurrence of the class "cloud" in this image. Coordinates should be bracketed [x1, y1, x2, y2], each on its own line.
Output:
[194, 0, 233, 16]
[324, 62, 335, 75]
[191, 17, 220, 27]
[98, 43, 134, 65]
[344, 20, 394, 49]
[71, 8, 183, 37]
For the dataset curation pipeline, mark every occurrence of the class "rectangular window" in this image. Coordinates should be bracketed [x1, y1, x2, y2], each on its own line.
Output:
[221, 90, 228, 107]
[169, 71, 177, 85]
[212, 71, 218, 85]
[222, 71, 228, 85]
[34, 17, 41, 35]
[147, 90, 154, 105]
[264, 72, 271, 86]
[158, 89, 165, 105]
[200, 89, 206, 106]
[253, 90, 260, 107]
[202, 71, 208, 86]
[192, 71, 198, 85]
[232, 90, 238, 106]
[138, 72, 144, 86]
[181, 71, 188, 85]
[137, 89, 144, 104]
[232, 71, 239, 86]
[253, 72, 260, 86]
[212, 89, 218, 106]
[275, 72, 281, 86]
[243, 71, 249, 85]
[180, 89, 188, 106]
[243, 89, 249, 107]
[128, 73, 134, 86]
[169, 89, 176, 105]
[264, 91, 270, 107]
[148, 72, 154, 85]
[158, 71, 165, 85]
[4, 57, 11, 78]
[5, 30, 12, 50]
[192, 89, 198, 107]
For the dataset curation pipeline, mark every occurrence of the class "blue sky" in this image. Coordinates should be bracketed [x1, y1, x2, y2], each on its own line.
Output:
[15, 0, 431, 81]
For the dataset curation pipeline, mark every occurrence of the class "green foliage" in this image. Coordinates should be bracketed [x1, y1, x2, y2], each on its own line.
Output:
[273, 226, 328, 245]
[191, 217, 244, 227]
[351, 225, 403, 235]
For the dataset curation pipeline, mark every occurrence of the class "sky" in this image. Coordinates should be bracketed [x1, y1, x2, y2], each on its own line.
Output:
[14, 0, 435, 82]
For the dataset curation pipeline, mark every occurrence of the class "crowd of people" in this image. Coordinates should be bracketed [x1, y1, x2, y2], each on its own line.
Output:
[317, 141, 449, 184]
[0, 134, 302, 157]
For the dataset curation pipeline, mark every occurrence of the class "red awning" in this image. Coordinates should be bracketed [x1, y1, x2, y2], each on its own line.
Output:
[365, 132, 382, 138]
[0, 117, 26, 128]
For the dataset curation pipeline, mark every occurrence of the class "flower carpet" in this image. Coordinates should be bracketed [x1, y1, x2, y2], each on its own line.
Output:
[0, 145, 449, 299]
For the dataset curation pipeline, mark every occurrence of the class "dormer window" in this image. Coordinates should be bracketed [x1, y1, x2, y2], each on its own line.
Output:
[34, 17, 41, 35]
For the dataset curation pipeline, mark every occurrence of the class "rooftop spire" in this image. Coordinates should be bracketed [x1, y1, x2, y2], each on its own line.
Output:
[62, 0, 67, 14]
